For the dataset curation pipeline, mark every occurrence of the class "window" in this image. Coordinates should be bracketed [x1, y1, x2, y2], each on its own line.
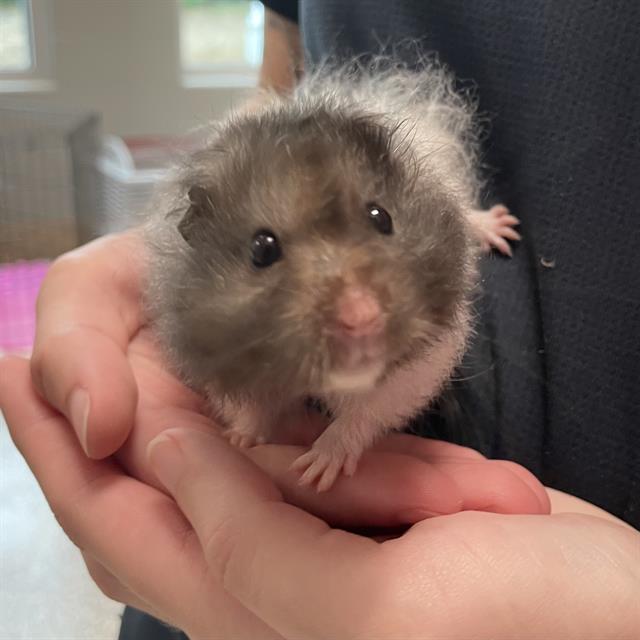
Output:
[0, 0, 53, 92]
[0, 0, 33, 71]
[179, 0, 264, 87]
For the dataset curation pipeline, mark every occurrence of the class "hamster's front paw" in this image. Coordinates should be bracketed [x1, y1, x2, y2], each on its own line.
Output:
[468, 204, 521, 256]
[211, 392, 271, 449]
[291, 432, 361, 492]
[223, 422, 267, 449]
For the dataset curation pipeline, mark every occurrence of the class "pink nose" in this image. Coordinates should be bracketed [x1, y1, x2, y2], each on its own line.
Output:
[334, 287, 384, 337]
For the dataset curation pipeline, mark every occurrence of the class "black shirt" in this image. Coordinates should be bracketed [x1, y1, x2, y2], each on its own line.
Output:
[264, 0, 640, 529]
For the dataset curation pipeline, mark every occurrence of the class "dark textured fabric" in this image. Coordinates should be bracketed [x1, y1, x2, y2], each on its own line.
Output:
[118, 607, 188, 640]
[299, 0, 640, 528]
[261, 0, 299, 23]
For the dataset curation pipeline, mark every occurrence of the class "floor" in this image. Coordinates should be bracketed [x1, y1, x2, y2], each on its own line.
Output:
[0, 413, 123, 639]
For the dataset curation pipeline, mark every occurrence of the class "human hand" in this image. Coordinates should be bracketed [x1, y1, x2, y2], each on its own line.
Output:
[3, 354, 638, 640]
[147, 432, 639, 640]
[3, 347, 554, 638]
[29, 231, 144, 458]
[25, 229, 545, 525]
[14, 231, 637, 638]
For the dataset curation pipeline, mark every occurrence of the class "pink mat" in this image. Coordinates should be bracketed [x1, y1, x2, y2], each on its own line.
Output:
[0, 260, 49, 353]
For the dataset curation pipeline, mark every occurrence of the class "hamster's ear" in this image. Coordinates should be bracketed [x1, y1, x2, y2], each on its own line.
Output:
[178, 185, 213, 245]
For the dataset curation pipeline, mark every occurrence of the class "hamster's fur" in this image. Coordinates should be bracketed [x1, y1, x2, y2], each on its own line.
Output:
[144, 57, 518, 491]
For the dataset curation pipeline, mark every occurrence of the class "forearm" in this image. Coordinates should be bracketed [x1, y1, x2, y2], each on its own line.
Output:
[258, 8, 303, 93]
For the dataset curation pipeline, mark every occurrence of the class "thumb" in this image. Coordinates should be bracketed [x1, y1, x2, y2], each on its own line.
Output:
[146, 428, 380, 640]
[147, 428, 281, 512]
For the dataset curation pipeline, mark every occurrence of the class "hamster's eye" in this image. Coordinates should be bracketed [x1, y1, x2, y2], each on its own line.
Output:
[251, 229, 282, 268]
[367, 203, 393, 235]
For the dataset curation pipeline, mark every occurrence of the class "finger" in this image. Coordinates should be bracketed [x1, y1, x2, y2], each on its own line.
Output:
[1, 357, 281, 640]
[118, 387, 469, 527]
[31, 329, 138, 458]
[131, 423, 516, 528]
[374, 432, 485, 461]
[30, 232, 143, 458]
[141, 424, 541, 528]
[119, 404, 465, 527]
[372, 434, 546, 514]
[148, 427, 385, 640]
[494, 460, 551, 513]
[502, 214, 521, 226]
[441, 458, 546, 513]
[249, 445, 464, 527]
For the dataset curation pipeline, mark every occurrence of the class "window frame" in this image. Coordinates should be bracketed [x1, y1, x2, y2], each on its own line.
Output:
[0, 0, 54, 93]
[176, 0, 263, 89]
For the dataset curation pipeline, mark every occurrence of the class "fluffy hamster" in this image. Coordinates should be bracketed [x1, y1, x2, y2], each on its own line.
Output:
[144, 58, 519, 491]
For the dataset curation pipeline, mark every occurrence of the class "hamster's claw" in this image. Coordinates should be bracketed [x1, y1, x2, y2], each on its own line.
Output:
[291, 447, 359, 492]
[469, 204, 521, 257]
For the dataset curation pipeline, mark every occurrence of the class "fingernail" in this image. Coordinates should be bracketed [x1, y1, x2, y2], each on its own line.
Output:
[147, 434, 184, 493]
[68, 388, 90, 456]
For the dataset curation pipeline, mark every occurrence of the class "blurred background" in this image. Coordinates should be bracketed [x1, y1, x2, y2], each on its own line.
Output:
[0, 0, 263, 353]
[0, 1, 265, 637]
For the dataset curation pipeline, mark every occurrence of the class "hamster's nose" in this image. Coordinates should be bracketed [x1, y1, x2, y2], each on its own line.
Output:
[333, 286, 384, 337]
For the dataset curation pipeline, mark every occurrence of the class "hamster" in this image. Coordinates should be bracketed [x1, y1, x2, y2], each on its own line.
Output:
[144, 58, 520, 491]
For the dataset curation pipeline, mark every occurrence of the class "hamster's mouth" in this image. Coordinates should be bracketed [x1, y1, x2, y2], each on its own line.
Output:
[322, 334, 387, 393]
[323, 362, 385, 393]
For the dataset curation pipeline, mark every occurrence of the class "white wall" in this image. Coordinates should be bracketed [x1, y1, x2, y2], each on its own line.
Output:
[2, 0, 253, 136]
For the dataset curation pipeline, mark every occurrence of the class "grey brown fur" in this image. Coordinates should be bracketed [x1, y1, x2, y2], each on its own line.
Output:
[143, 58, 491, 489]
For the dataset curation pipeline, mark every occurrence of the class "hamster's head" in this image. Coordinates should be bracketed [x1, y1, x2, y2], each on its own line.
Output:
[165, 104, 476, 398]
